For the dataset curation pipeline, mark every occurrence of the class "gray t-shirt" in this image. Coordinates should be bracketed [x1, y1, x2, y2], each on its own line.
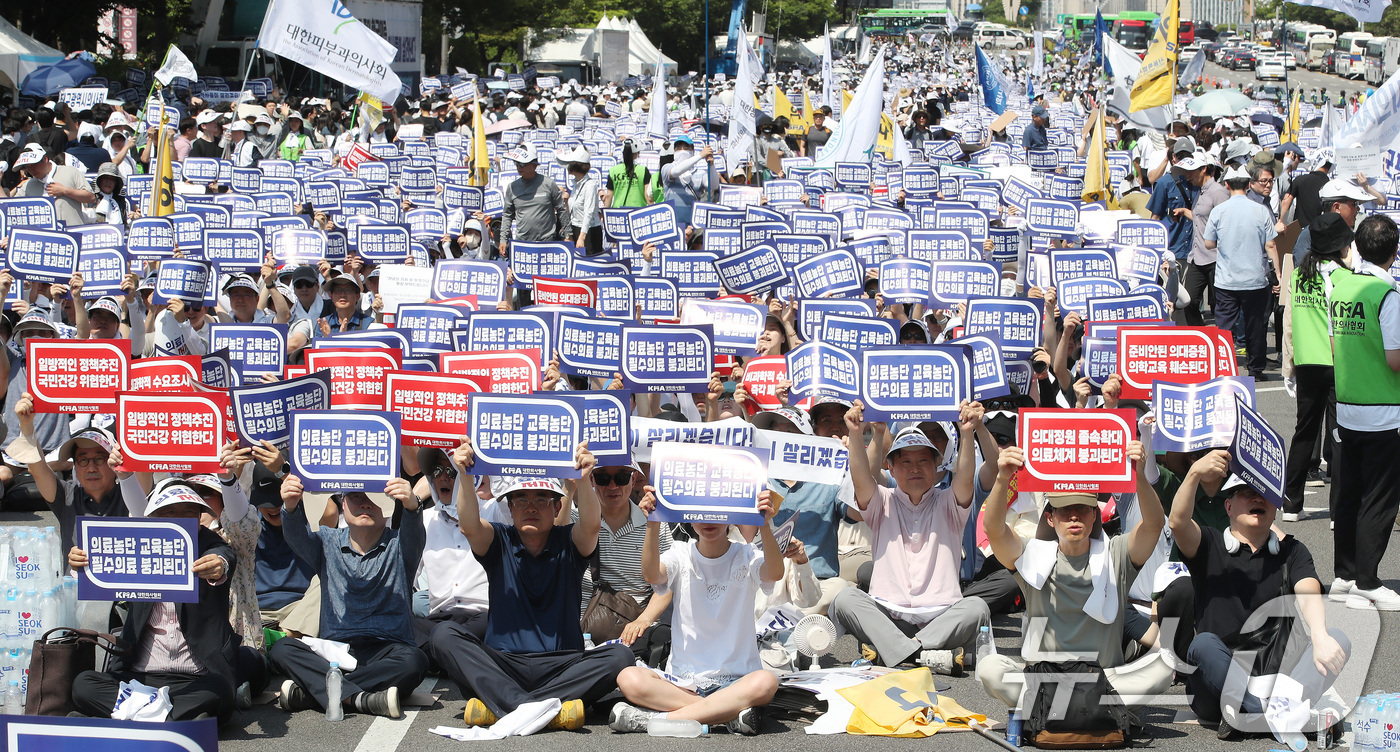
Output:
[1013, 534, 1138, 668]
[1188, 179, 1231, 266]
[501, 173, 567, 246]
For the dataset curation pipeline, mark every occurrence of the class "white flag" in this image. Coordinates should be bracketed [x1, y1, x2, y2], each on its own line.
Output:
[1103, 35, 1172, 134]
[822, 23, 835, 112]
[257, 0, 401, 103]
[814, 45, 886, 168]
[1180, 47, 1206, 85]
[1032, 32, 1044, 77]
[726, 29, 759, 177]
[1291, 0, 1389, 23]
[648, 48, 668, 139]
[153, 45, 198, 87]
[1334, 68, 1400, 150]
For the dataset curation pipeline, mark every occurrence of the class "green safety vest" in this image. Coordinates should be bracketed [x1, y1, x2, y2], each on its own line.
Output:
[1330, 270, 1400, 407]
[279, 133, 312, 162]
[608, 164, 650, 208]
[1289, 265, 1342, 367]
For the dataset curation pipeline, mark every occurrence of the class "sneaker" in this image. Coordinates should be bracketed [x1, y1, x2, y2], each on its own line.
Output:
[1216, 719, 1241, 740]
[1306, 469, 1328, 487]
[353, 687, 402, 719]
[916, 647, 965, 676]
[608, 701, 659, 733]
[236, 681, 252, 711]
[860, 642, 879, 663]
[1235, 346, 1248, 357]
[547, 698, 586, 730]
[1328, 578, 1356, 602]
[726, 706, 763, 736]
[277, 679, 317, 713]
[1347, 585, 1400, 611]
[463, 697, 498, 727]
[1281, 511, 1301, 522]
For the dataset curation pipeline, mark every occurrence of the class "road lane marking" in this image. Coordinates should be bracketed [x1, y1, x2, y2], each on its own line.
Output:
[352, 676, 438, 752]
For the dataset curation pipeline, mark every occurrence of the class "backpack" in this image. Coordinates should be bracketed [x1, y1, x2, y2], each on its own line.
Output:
[1021, 660, 1137, 749]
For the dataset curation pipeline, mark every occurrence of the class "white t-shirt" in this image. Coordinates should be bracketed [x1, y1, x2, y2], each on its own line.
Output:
[1338, 261, 1400, 431]
[661, 540, 770, 690]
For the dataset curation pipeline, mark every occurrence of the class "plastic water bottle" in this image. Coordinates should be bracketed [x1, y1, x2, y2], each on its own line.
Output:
[976, 625, 995, 663]
[0, 590, 13, 643]
[31, 531, 52, 591]
[647, 717, 706, 737]
[61, 577, 77, 628]
[10, 533, 35, 589]
[583, 633, 595, 650]
[0, 530, 11, 592]
[38, 589, 58, 636]
[43, 527, 60, 581]
[3, 679, 20, 715]
[16, 590, 38, 645]
[326, 662, 344, 721]
[1382, 701, 1399, 752]
[15, 648, 29, 694]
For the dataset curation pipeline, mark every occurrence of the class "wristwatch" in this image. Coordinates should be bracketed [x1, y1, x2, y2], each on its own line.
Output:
[275, 461, 290, 479]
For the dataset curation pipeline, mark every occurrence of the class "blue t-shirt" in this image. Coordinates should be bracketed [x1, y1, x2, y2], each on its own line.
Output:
[256, 517, 316, 610]
[770, 478, 844, 580]
[477, 522, 587, 654]
[1146, 176, 1198, 261]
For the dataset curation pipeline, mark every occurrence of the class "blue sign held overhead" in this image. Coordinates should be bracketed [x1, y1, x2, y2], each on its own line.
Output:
[860, 345, 972, 421]
[619, 325, 714, 393]
[467, 393, 583, 478]
[208, 322, 288, 376]
[819, 314, 898, 354]
[557, 317, 625, 378]
[432, 259, 508, 306]
[152, 259, 212, 305]
[1229, 397, 1287, 509]
[649, 443, 768, 526]
[1153, 376, 1256, 453]
[786, 341, 860, 403]
[1024, 198, 1079, 236]
[230, 370, 333, 449]
[714, 243, 789, 295]
[203, 228, 264, 272]
[509, 241, 573, 289]
[963, 297, 1043, 357]
[930, 260, 1001, 308]
[291, 410, 402, 492]
[791, 248, 864, 299]
[6, 228, 78, 283]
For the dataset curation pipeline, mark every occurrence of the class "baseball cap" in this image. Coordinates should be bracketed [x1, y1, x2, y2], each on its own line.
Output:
[181, 474, 225, 495]
[1031, 104, 1049, 119]
[326, 274, 363, 293]
[496, 477, 565, 501]
[887, 427, 938, 459]
[56, 427, 116, 463]
[290, 265, 319, 286]
[506, 142, 538, 164]
[195, 109, 224, 126]
[86, 296, 124, 319]
[673, 135, 694, 147]
[1046, 491, 1098, 508]
[13, 143, 46, 168]
[222, 273, 259, 293]
[1319, 178, 1374, 203]
[751, 405, 814, 435]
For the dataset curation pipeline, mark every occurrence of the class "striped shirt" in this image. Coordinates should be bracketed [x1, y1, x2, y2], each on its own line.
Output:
[133, 602, 204, 674]
[576, 503, 673, 615]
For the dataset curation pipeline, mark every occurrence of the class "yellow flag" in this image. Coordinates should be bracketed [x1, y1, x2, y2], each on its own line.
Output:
[1082, 108, 1117, 209]
[1129, 0, 1178, 112]
[470, 96, 490, 187]
[776, 86, 807, 132]
[800, 89, 816, 131]
[151, 106, 176, 217]
[1283, 87, 1302, 143]
[357, 92, 385, 132]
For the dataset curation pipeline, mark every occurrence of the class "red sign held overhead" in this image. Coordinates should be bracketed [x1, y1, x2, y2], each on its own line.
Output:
[128, 355, 201, 392]
[1017, 408, 1137, 493]
[304, 347, 403, 410]
[117, 391, 229, 473]
[1115, 326, 1218, 400]
[532, 277, 599, 308]
[386, 370, 486, 448]
[741, 355, 788, 411]
[27, 339, 130, 413]
[432, 294, 480, 311]
[440, 349, 541, 394]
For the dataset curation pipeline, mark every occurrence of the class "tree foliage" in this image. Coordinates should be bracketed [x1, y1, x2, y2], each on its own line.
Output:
[6, 1, 195, 69]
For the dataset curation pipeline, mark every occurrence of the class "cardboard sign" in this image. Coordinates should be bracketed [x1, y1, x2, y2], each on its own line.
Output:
[386, 369, 484, 448]
[557, 317, 624, 378]
[432, 259, 508, 306]
[1024, 198, 1080, 235]
[7, 228, 78, 282]
[860, 345, 971, 421]
[819, 314, 897, 353]
[649, 443, 767, 525]
[1017, 408, 1136, 492]
[77, 517, 200, 603]
[963, 297, 1043, 356]
[792, 248, 865, 298]
[27, 339, 130, 413]
[509, 241, 573, 288]
[152, 259, 213, 304]
[679, 299, 766, 356]
[395, 303, 469, 357]
[117, 391, 228, 473]
[207, 323, 287, 377]
[229, 370, 333, 449]
[1229, 397, 1287, 508]
[1153, 376, 1257, 453]
[290, 410, 402, 492]
[931, 260, 1000, 308]
[714, 243, 790, 295]
[878, 258, 932, 304]
[440, 349, 541, 394]
[467, 393, 583, 478]
[619, 324, 713, 392]
[1087, 292, 1165, 322]
[128, 355, 201, 392]
[203, 229, 264, 272]
[303, 347, 402, 410]
[742, 355, 788, 410]
[456, 312, 553, 365]
[1116, 326, 1218, 399]
[786, 341, 860, 403]
[533, 277, 598, 308]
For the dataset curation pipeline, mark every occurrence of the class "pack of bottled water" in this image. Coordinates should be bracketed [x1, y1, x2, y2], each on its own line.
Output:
[0, 526, 79, 713]
[1351, 694, 1400, 751]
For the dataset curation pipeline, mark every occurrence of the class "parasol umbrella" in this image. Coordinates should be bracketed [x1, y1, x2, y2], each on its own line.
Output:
[20, 57, 98, 98]
[1250, 113, 1283, 129]
[484, 118, 532, 135]
[1187, 89, 1253, 119]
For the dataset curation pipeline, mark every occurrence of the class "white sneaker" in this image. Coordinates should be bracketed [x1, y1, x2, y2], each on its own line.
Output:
[1282, 512, 1301, 522]
[1346, 585, 1400, 611]
[1328, 578, 1355, 602]
[916, 647, 965, 676]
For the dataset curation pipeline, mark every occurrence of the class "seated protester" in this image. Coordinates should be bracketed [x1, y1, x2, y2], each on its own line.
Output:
[753, 405, 855, 615]
[977, 444, 1175, 711]
[429, 440, 633, 730]
[607, 487, 787, 735]
[1167, 451, 1348, 738]
[317, 273, 373, 334]
[7, 400, 119, 556]
[412, 447, 489, 648]
[69, 480, 239, 723]
[806, 395, 874, 585]
[829, 401, 992, 674]
[144, 297, 208, 357]
[3, 311, 76, 500]
[287, 264, 330, 324]
[250, 462, 319, 636]
[962, 399, 1037, 615]
[271, 475, 429, 719]
[218, 271, 291, 325]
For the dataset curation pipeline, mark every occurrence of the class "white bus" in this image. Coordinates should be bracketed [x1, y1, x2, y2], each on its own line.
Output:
[1366, 37, 1400, 86]
[1336, 31, 1374, 78]
[1285, 23, 1335, 70]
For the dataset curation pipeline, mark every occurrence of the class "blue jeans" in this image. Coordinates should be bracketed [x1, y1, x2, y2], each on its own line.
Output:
[1185, 628, 1351, 723]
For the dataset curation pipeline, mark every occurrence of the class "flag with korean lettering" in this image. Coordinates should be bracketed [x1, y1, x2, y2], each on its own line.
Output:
[1017, 408, 1137, 492]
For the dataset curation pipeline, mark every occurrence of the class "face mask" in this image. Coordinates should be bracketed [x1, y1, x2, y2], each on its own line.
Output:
[256, 125, 269, 136]
[463, 234, 482, 250]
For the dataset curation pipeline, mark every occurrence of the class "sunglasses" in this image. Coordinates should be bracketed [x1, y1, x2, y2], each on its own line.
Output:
[430, 464, 457, 480]
[592, 469, 634, 487]
[293, 281, 316, 289]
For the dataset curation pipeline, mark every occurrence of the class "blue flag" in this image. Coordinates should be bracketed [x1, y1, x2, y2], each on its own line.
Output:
[975, 46, 1009, 115]
[1094, 11, 1114, 78]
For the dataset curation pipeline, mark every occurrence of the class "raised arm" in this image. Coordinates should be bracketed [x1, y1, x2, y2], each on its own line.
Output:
[1124, 439, 1164, 567]
[843, 400, 877, 511]
[982, 446, 1027, 571]
[951, 400, 983, 507]
[451, 437, 495, 556]
[754, 490, 786, 584]
[1169, 449, 1229, 560]
[570, 442, 601, 557]
[278, 474, 326, 573]
[638, 487, 668, 586]
[12, 393, 58, 504]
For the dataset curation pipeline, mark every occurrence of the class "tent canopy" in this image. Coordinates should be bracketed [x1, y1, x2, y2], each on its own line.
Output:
[0, 14, 64, 93]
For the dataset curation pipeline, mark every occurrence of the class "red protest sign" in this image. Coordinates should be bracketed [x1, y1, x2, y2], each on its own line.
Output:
[1212, 328, 1238, 376]
[440, 349, 541, 394]
[386, 370, 486, 448]
[342, 143, 378, 172]
[117, 391, 228, 473]
[304, 347, 403, 410]
[433, 294, 480, 311]
[1017, 408, 1136, 493]
[532, 277, 598, 308]
[191, 382, 239, 438]
[27, 339, 130, 413]
[741, 355, 788, 411]
[1115, 326, 1217, 399]
[285, 365, 309, 379]
[128, 355, 200, 392]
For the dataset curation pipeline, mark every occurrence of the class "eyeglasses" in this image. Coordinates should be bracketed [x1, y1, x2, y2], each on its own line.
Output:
[74, 456, 106, 468]
[293, 281, 316, 289]
[593, 469, 634, 487]
[1253, 177, 1274, 184]
[430, 464, 457, 480]
[508, 496, 557, 509]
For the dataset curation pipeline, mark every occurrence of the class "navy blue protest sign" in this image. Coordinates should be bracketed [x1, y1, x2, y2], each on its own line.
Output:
[77, 516, 200, 602]
[509, 241, 573, 289]
[304, 180, 341, 211]
[1005, 358, 1035, 397]
[949, 334, 1010, 400]
[773, 234, 831, 267]
[989, 227, 1021, 263]
[820, 314, 897, 353]
[202, 349, 238, 388]
[406, 208, 447, 240]
[291, 410, 402, 492]
[619, 324, 713, 392]
[931, 260, 1001, 308]
[1024, 198, 1079, 236]
[714, 243, 789, 294]
[152, 259, 212, 304]
[76, 246, 128, 296]
[182, 202, 232, 229]
[764, 179, 805, 203]
[628, 203, 681, 246]
[636, 277, 680, 320]
[1117, 244, 1165, 284]
[742, 221, 792, 249]
[168, 213, 205, 255]
[702, 227, 743, 255]
[272, 228, 327, 266]
[1116, 218, 1168, 249]
[846, 235, 893, 268]
[432, 259, 507, 306]
[557, 316, 624, 377]
[790, 211, 841, 244]
[1058, 277, 1130, 316]
[1001, 178, 1042, 213]
[1229, 397, 1286, 508]
[70, 224, 123, 252]
[907, 230, 974, 262]
[792, 248, 864, 298]
[1087, 292, 1166, 322]
[860, 345, 972, 421]
[1050, 248, 1118, 285]
[649, 443, 767, 526]
[0, 196, 57, 235]
[864, 209, 913, 232]
[879, 258, 932, 304]
[935, 208, 989, 244]
[786, 341, 860, 402]
[576, 390, 631, 463]
[602, 208, 634, 241]
[358, 224, 412, 262]
[797, 298, 877, 340]
[467, 393, 583, 478]
[182, 158, 221, 183]
[203, 229, 264, 272]
[835, 162, 872, 189]
[903, 166, 939, 194]
[962, 187, 1001, 214]
[1046, 174, 1084, 201]
[0, 715, 218, 752]
[208, 323, 287, 376]
[443, 183, 484, 212]
[679, 299, 766, 356]
[230, 371, 333, 449]
[397, 303, 469, 357]
[6, 228, 78, 282]
[660, 251, 721, 294]
[458, 311, 553, 364]
[964, 297, 1043, 356]
[1081, 336, 1119, 391]
[746, 205, 788, 224]
[126, 217, 176, 259]
[1153, 376, 1256, 453]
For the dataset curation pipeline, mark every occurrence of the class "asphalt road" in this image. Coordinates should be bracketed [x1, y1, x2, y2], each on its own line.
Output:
[1201, 57, 1378, 97]
[6, 329, 1400, 750]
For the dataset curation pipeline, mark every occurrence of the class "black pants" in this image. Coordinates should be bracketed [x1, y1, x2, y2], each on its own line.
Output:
[72, 669, 235, 724]
[1213, 286, 1271, 376]
[269, 636, 428, 710]
[1182, 262, 1216, 327]
[428, 621, 633, 716]
[961, 557, 1022, 615]
[1155, 577, 1197, 662]
[1285, 365, 1337, 513]
[1333, 425, 1400, 589]
[1185, 628, 1351, 722]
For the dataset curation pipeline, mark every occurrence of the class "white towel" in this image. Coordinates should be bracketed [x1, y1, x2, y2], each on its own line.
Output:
[428, 698, 562, 740]
[111, 679, 172, 722]
[1015, 535, 1118, 625]
[297, 636, 358, 672]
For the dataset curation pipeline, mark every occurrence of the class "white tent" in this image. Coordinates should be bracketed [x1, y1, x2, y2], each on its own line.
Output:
[0, 15, 63, 93]
[592, 15, 676, 76]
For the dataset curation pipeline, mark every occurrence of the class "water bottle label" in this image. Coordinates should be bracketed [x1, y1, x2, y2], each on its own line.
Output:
[16, 610, 41, 639]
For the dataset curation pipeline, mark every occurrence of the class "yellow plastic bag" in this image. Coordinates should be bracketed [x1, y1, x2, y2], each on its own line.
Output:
[837, 668, 989, 737]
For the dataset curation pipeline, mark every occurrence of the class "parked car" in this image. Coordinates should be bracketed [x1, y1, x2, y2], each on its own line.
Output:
[1202, 41, 1223, 61]
[1196, 21, 1220, 41]
[952, 21, 978, 41]
[1256, 59, 1286, 80]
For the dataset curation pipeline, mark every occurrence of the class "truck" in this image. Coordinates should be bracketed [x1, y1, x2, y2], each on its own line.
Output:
[1365, 37, 1400, 86]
